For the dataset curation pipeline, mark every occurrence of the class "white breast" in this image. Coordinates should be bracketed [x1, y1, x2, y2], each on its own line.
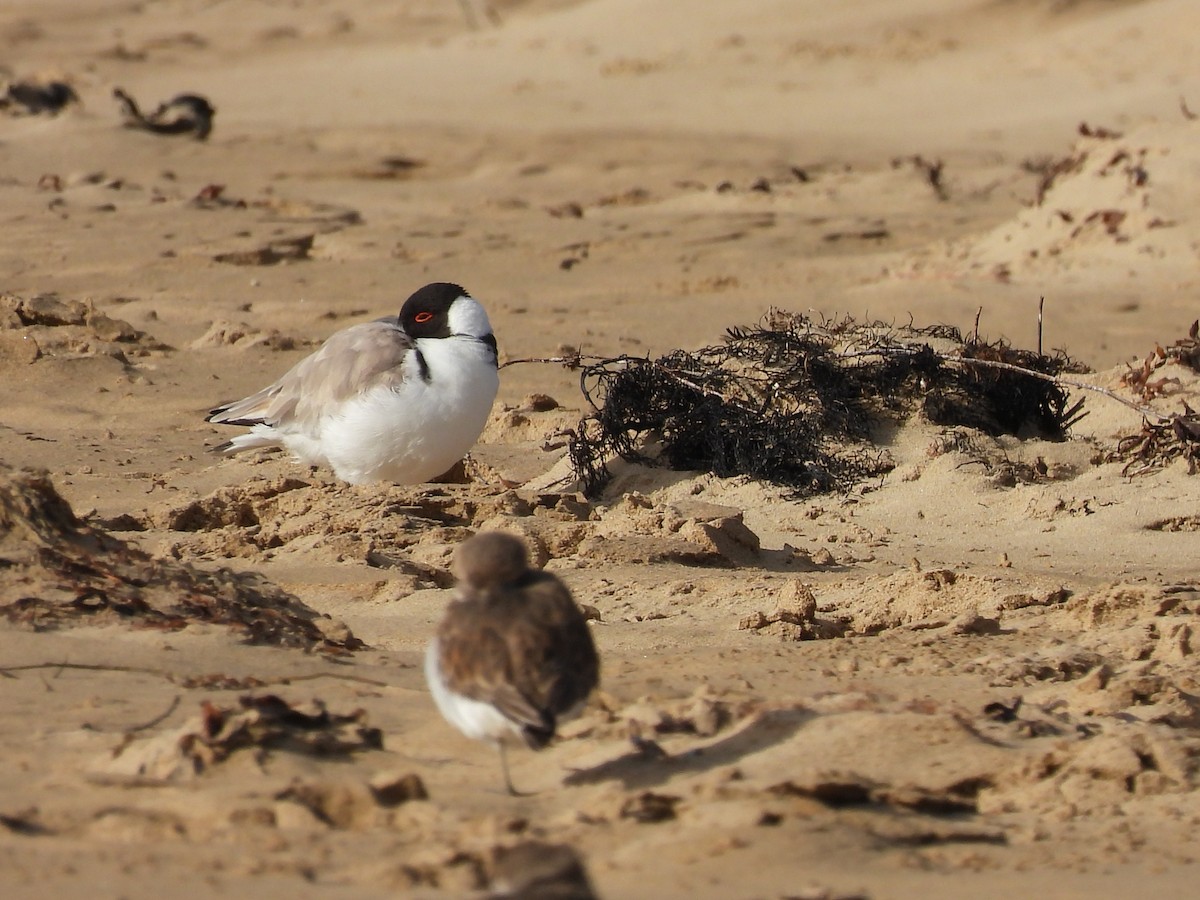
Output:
[425, 640, 526, 745]
[311, 336, 498, 484]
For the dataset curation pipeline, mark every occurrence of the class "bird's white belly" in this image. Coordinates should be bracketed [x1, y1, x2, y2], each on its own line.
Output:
[311, 344, 498, 484]
[425, 641, 525, 745]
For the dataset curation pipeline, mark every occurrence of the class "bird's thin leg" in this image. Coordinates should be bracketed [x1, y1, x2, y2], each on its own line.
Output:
[498, 742, 519, 796]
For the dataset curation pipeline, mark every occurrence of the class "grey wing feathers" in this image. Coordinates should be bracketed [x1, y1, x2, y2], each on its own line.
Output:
[206, 382, 287, 427]
[206, 321, 415, 429]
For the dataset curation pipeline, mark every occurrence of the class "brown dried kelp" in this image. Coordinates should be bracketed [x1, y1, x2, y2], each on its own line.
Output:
[0, 465, 358, 650]
[103, 695, 384, 780]
[569, 311, 1087, 496]
[1122, 320, 1200, 401]
[1113, 402, 1200, 476]
[1110, 322, 1200, 475]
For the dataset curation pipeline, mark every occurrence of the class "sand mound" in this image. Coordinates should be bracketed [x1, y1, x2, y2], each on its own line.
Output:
[0, 292, 169, 365]
[116, 473, 766, 612]
[909, 119, 1200, 282]
[189, 319, 311, 352]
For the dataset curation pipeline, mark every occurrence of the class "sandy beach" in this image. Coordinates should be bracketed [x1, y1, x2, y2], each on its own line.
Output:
[2, 1, 1199, 897]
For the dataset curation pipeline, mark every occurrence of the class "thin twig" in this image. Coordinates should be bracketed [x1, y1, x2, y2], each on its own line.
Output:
[83, 773, 177, 789]
[941, 355, 1167, 422]
[841, 344, 1164, 422]
[500, 354, 603, 370]
[127, 695, 181, 732]
[1038, 296, 1045, 357]
[84, 695, 182, 734]
[657, 369, 759, 414]
[814, 343, 1165, 422]
[267, 672, 392, 687]
[579, 354, 763, 415]
[0, 662, 170, 678]
[0, 662, 392, 689]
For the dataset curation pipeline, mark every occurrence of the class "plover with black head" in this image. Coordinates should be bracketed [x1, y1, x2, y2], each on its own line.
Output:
[426, 531, 600, 795]
[206, 282, 499, 484]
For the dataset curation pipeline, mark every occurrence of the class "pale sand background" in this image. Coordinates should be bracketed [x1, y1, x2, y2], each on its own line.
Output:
[2, 1, 1200, 897]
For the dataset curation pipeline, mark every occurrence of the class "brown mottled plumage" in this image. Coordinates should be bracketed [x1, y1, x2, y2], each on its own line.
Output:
[426, 532, 599, 794]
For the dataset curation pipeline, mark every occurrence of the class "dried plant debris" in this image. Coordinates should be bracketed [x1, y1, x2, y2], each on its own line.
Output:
[768, 772, 995, 818]
[106, 695, 383, 779]
[1168, 320, 1200, 372]
[1111, 322, 1200, 475]
[1112, 403, 1200, 476]
[1, 78, 79, 115]
[570, 311, 1086, 496]
[0, 465, 358, 650]
[113, 87, 215, 140]
[213, 233, 314, 266]
[1122, 320, 1200, 400]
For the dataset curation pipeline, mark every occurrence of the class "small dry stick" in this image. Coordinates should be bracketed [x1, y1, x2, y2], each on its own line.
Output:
[126, 695, 181, 733]
[268, 671, 391, 687]
[84, 695, 182, 734]
[657, 369, 759, 414]
[1037, 296, 1045, 357]
[838, 344, 1167, 423]
[0, 662, 390, 689]
[500, 353, 600, 370]
[943, 355, 1168, 422]
[0, 662, 170, 679]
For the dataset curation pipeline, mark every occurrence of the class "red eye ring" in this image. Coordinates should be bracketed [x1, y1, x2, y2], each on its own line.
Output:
[414, 311, 433, 323]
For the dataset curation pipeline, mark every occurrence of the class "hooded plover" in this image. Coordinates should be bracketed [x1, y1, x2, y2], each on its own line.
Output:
[207, 282, 499, 484]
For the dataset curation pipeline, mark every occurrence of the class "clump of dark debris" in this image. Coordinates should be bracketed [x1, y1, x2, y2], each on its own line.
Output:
[179, 694, 383, 771]
[1, 79, 79, 116]
[113, 87, 215, 140]
[569, 311, 1087, 496]
[0, 465, 358, 651]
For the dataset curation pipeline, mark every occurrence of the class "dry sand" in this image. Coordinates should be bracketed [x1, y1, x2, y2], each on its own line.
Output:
[2, 1, 1200, 897]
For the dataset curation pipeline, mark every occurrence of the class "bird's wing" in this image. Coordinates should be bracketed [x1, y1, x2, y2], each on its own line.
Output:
[438, 582, 599, 750]
[518, 579, 601, 716]
[436, 600, 554, 737]
[207, 320, 415, 430]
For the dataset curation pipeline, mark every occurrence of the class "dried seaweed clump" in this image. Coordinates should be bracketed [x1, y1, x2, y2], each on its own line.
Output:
[0, 465, 358, 650]
[1121, 319, 1200, 400]
[570, 311, 1086, 496]
[1113, 407, 1200, 477]
[1112, 321, 1200, 475]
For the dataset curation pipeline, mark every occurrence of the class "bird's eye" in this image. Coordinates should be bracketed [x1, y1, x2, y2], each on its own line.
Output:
[414, 311, 434, 323]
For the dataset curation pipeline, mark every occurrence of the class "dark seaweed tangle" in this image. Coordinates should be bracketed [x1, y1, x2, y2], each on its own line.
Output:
[569, 311, 1086, 497]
